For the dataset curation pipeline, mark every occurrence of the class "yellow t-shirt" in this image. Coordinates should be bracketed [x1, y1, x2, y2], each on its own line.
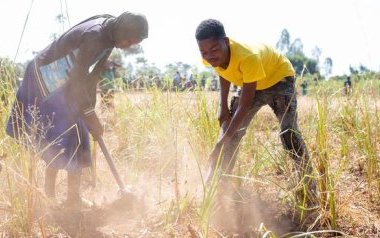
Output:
[204, 39, 295, 90]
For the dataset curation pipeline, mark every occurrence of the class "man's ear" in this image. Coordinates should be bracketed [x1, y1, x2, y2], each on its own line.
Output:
[224, 37, 230, 45]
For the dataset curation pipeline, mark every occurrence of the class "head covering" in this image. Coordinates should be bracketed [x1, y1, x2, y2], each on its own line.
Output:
[112, 12, 148, 42]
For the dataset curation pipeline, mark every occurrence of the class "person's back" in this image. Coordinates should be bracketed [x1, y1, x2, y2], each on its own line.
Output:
[36, 16, 113, 67]
[344, 78, 352, 87]
[6, 11, 149, 208]
[344, 76, 352, 96]
[200, 75, 206, 89]
[173, 71, 181, 89]
[301, 81, 308, 96]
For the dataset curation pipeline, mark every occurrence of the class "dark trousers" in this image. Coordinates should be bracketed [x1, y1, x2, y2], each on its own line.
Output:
[220, 77, 313, 182]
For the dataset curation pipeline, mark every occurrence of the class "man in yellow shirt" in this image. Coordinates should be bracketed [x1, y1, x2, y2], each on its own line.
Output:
[195, 19, 316, 204]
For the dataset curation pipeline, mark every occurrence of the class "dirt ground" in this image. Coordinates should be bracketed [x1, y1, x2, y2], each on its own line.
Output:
[2, 92, 380, 237]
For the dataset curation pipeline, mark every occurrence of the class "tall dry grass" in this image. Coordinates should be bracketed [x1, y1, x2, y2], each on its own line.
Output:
[1, 72, 380, 237]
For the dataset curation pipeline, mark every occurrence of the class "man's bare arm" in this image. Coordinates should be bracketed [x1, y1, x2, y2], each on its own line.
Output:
[219, 81, 256, 143]
[218, 76, 231, 126]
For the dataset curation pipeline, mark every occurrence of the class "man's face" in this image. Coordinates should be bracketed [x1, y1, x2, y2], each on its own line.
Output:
[197, 37, 229, 68]
[115, 37, 142, 49]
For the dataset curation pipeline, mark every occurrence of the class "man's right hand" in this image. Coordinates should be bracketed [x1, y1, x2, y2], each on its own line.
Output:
[218, 109, 231, 127]
[83, 113, 104, 140]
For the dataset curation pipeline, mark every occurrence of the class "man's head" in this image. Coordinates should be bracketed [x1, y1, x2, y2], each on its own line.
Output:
[112, 12, 149, 49]
[195, 19, 230, 68]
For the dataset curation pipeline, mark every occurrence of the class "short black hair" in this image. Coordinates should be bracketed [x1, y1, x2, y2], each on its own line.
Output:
[195, 19, 226, 41]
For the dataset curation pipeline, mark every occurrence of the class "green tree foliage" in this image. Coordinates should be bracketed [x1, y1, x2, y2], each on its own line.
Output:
[288, 54, 318, 76]
[124, 44, 144, 56]
[276, 29, 321, 76]
[164, 61, 191, 77]
[276, 29, 290, 54]
[349, 64, 372, 76]
[164, 63, 177, 77]
[359, 64, 370, 73]
[0, 58, 23, 104]
[287, 38, 304, 57]
[134, 57, 161, 76]
[109, 50, 123, 65]
[116, 46, 145, 77]
[287, 38, 318, 75]
[312, 46, 322, 63]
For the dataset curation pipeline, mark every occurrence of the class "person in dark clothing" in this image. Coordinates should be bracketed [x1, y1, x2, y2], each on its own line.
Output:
[173, 71, 181, 90]
[210, 75, 218, 91]
[200, 75, 206, 90]
[344, 76, 352, 96]
[195, 19, 316, 207]
[300, 80, 308, 96]
[6, 11, 148, 208]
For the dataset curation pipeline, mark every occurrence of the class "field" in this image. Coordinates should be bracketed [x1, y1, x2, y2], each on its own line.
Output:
[1, 76, 380, 237]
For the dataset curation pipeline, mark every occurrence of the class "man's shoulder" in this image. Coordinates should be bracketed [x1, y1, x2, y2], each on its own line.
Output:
[231, 40, 273, 59]
[72, 17, 107, 37]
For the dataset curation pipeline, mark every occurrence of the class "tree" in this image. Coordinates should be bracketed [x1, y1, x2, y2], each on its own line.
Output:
[287, 54, 318, 76]
[311, 46, 322, 63]
[306, 59, 318, 75]
[349, 64, 371, 76]
[288, 38, 304, 57]
[123, 44, 144, 56]
[323, 57, 333, 76]
[276, 29, 290, 54]
[135, 57, 148, 65]
[164, 63, 177, 76]
[109, 50, 123, 65]
[134, 57, 161, 77]
[55, 14, 66, 33]
[123, 62, 134, 83]
[174, 62, 191, 76]
[136, 62, 161, 77]
[286, 38, 317, 75]
[349, 65, 359, 75]
[359, 64, 370, 74]
[50, 14, 67, 41]
[276, 29, 323, 77]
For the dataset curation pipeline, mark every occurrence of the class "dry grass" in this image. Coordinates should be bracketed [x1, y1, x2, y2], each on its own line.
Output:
[1, 77, 380, 237]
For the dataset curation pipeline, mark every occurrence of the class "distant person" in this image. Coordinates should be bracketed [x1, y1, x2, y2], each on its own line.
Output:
[344, 76, 352, 96]
[210, 75, 218, 91]
[200, 75, 206, 90]
[195, 19, 316, 206]
[6, 12, 148, 208]
[183, 73, 197, 90]
[300, 80, 308, 96]
[173, 71, 181, 90]
[313, 75, 318, 85]
[150, 75, 162, 88]
[188, 73, 193, 82]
